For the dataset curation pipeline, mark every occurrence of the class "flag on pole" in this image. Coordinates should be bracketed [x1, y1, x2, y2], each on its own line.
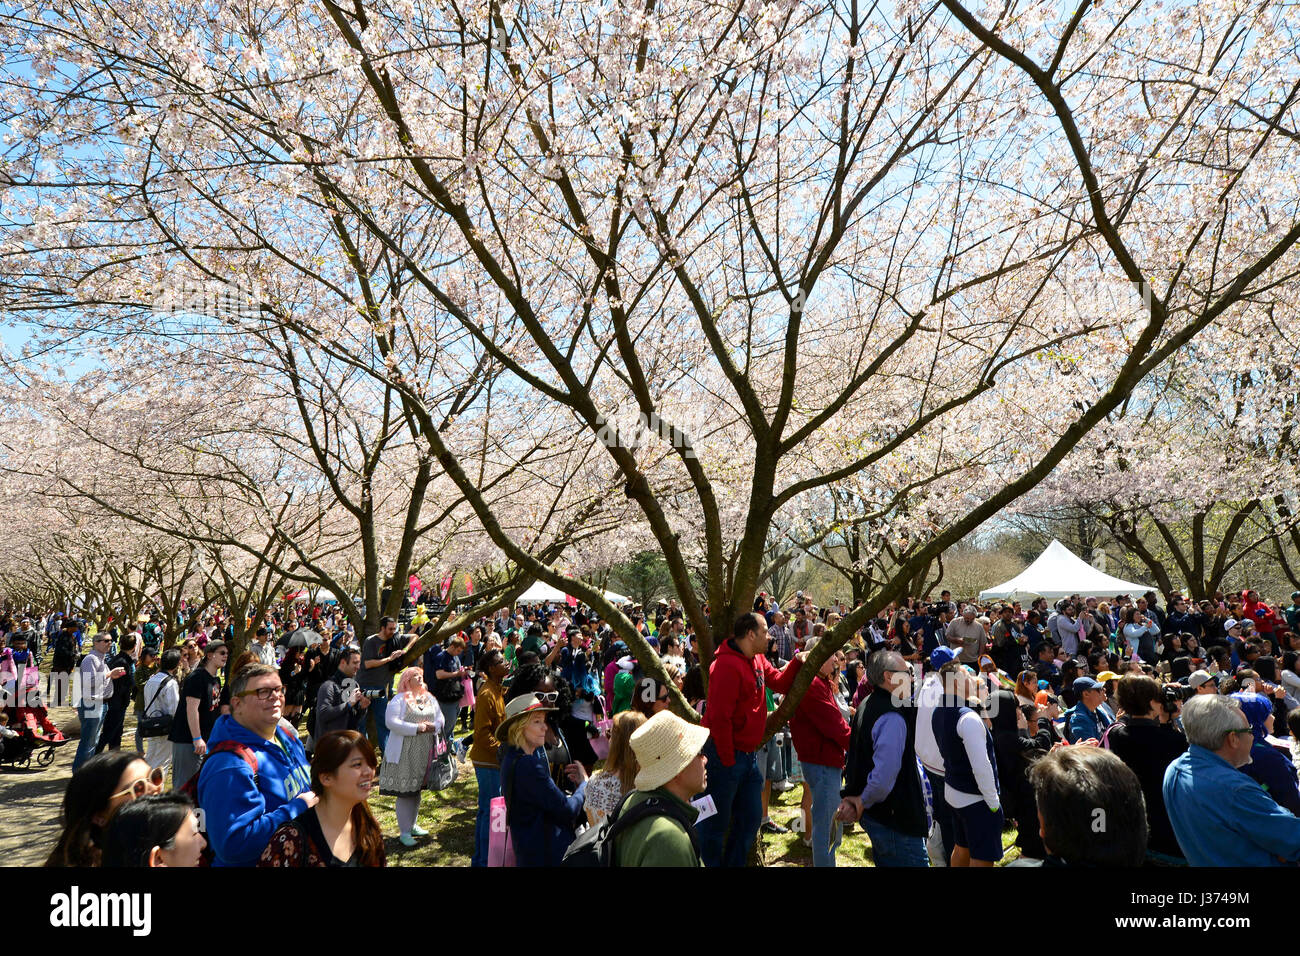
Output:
[464, 575, 473, 596]
[440, 572, 453, 602]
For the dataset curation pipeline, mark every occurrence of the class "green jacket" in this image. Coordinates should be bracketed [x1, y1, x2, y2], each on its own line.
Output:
[613, 788, 702, 867]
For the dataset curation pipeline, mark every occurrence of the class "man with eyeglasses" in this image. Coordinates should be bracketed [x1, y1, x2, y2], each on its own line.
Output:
[197, 662, 316, 867]
[836, 650, 929, 867]
[73, 633, 127, 771]
[1163, 693, 1300, 866]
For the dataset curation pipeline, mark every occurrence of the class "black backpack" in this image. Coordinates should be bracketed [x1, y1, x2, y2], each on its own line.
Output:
[560, 790, 699, 867]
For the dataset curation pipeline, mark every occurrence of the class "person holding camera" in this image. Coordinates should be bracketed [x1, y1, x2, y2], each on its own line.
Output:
[313, 647, 371, 740]
[1102, 675, 1189, 863]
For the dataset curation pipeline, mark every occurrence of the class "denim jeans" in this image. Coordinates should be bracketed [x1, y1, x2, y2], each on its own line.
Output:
[802, 761, 844, 867]
[363, 694, 391, 753]
[438, 699, 461, 752]
[697, 739, 763, 867]
[472, 765, 501, 868]
[860, 813, 929, 867]
[73, 705, 105, 771]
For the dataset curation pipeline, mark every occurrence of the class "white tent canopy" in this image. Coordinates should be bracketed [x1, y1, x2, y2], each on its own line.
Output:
[979, 540, 1154, 601]
[517, 580, 569, 603]
[601, 589, 631, 605]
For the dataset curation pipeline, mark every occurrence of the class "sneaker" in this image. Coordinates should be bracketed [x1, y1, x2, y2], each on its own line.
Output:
[399, 832, 418, 847]
[760, 819, 790, 834]
[410, 823, 429, 837]
[801, 835, 812, 848]
[771, 778, 794, 793]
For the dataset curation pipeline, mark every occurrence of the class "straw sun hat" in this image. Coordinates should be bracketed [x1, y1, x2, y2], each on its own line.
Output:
[630, 710, 711, 791]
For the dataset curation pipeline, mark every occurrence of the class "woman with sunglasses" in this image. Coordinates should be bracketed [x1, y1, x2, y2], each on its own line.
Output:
[497, 692, 589, 866]
[260, 730, 386, 867]
[630, 676, 672, 719]
[45, 752, 165, 866]
[102, 793, 206, 867]
[381, 666, 443, 847]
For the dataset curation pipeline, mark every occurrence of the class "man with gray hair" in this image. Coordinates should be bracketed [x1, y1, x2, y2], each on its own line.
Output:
[946, 605, 987, 665]
[836, 649, 928, 866]
[1162, 693, 1300, 866]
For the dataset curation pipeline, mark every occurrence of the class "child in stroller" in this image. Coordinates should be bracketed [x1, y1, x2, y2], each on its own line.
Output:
[2, 644, 68, 768]
[0, 701, 68, 768]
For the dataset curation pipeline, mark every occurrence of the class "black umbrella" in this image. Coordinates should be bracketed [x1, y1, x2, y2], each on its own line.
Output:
[284, 628, 324, 648]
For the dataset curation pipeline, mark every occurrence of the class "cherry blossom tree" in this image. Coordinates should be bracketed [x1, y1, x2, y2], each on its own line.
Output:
[3, 0, 1299, 724]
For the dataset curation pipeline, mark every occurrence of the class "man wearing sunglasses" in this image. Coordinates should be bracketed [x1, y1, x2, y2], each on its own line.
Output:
[196, 663, 316, 867]
[73, 634, 127, 771]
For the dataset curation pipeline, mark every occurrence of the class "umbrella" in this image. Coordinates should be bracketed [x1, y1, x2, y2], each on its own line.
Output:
[284, 628, 325, 648]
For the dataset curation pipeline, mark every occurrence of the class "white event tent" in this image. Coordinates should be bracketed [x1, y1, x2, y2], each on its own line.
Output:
[979, 539, 1153, 601]
[517, 580, 569, 603]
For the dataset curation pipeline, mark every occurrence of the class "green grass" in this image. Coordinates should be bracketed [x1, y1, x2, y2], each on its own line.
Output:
[370, 763, 478, 866]
[371, 759, 1023, 867]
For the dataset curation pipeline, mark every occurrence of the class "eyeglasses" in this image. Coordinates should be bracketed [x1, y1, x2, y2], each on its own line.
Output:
[1229, 728, 1254, 737]
[235, 685, 286, 701]
[111, 766, 166, 801]
[532, 691, 558, 704]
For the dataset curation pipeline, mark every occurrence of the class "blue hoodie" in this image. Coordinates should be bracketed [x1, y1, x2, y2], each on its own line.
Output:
[197, 714, 313, 867]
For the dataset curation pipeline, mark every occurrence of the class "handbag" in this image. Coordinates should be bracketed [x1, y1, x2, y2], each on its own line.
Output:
[138, 676, 176, 738]
[489, 759, 518, 866]
[423, 733, 458, 790]
[589, 717, 613, 761]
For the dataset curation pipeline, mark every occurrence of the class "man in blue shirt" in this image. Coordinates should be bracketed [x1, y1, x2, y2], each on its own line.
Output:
[1163, 694, 1300, 866]
[1066, 676, 1112, 743]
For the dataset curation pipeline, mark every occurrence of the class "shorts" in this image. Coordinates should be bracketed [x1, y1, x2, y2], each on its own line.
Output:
[950, 800, 1004, 863]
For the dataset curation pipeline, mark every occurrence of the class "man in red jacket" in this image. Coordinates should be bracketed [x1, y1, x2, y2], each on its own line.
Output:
[699, 612, 805, 867]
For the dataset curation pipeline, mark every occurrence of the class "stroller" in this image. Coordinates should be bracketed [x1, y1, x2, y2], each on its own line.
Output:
[1, 689, 69, 770]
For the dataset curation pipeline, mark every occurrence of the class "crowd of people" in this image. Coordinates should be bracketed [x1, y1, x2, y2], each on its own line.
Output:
[9, 580, 1300, 867]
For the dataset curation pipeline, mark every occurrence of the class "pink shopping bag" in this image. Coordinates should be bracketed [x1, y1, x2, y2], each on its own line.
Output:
[487, 795, 515, 867]
[589, 717, 614, 761]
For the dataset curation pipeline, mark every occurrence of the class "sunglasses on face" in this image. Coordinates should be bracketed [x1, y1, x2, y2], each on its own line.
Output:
[111, 766, 166, 801]
[533, 691, 558, 704]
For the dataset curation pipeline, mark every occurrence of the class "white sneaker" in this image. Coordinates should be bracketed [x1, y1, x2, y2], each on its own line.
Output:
[771, 779, 794, 793]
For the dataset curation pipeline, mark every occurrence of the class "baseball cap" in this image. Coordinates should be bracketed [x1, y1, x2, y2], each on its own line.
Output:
[1095, 670, 1120, 682]
[1072, 676, 1105, 693]
[929, 646, 957, 669]
[1188, 670, 1218, 689]
[1224, 618, 1241, 630]
[1034, 689, 1060, 707]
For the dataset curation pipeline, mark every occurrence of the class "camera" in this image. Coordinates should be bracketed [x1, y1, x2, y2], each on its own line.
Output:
[1163, 683, 1191, 712]
[361, 688, 387, 700]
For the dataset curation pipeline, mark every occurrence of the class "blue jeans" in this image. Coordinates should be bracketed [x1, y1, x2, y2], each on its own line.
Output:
[803, 762, 844, 867]
[472, 765, 501, 868]
[860, 813, 929, 867]
[363, 695, 390, 753]
[697, 740, 762, 867]
[73, 705, 105, 771]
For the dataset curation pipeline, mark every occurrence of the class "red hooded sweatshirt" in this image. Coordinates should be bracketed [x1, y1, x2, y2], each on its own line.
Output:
[703, 640, 802, 765]
[789, 673, 852, 768]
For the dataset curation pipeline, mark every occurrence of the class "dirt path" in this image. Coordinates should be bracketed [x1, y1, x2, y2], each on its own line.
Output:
[0, 704, 83, 866]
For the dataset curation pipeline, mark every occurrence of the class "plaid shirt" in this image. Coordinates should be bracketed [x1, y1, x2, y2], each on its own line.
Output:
[769, 623, 794, 660]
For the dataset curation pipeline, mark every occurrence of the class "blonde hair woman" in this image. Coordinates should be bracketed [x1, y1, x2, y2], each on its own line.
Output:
[381, 667, 443, 847]
[584, 711, 647, 827]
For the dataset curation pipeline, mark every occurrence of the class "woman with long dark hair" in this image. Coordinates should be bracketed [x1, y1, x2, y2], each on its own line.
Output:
[102, 793, 205, 867]
[279, 646, 308, 726]
[259, 729, 386, 866]
[45, 752, 164, 866]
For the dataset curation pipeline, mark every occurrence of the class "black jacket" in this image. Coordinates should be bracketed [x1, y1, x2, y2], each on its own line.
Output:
[1103, 716, 1188, 858]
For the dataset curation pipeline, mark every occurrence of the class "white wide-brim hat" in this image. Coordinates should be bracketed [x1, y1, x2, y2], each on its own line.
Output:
[631, 710, 710, 791]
